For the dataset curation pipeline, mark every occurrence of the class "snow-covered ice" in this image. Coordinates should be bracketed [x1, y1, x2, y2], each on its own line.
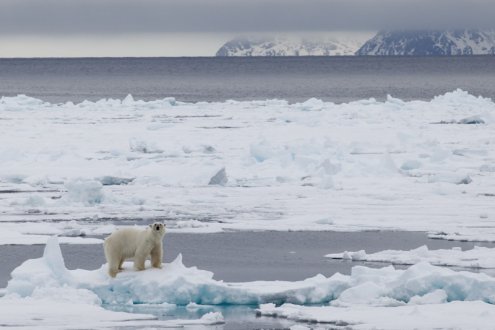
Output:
[257, 301, 495, 329]
[5, 237, 495, 328]
[6, 237, 351, 306]
[0, 294, 226, 329]
[1, 237, 228, 328]
[0, 90, 494, 243]
[327, 245, 495, 269]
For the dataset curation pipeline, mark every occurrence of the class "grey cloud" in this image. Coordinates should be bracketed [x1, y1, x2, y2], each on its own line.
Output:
[1, 0, 495, 35]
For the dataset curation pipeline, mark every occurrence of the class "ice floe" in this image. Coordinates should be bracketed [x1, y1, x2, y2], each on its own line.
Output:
[257, 301, 495, 329]
[1, 237, 227, 328]
[0, 294, 225, 329]
[327, 245, 495, 269]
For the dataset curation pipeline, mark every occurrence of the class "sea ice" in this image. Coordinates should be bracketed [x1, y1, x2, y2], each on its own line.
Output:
[1, 238, 226, 328]
[0, 89, 494, 242]
[327, 245, 495, 269]
[257, 301, 495, 329]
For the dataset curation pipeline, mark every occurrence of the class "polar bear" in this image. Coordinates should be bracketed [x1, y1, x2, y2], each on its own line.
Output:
[104, 222, 166, 278]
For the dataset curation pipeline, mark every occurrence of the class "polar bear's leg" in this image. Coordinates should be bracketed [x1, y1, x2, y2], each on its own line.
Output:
[104, 240, 120, 278]
[108, 261, 120, 278]
[133, 246, 148, 271]
[106, 254, 120, 278]
[118, 258, 125, 270]
[151, 243, 163, 269]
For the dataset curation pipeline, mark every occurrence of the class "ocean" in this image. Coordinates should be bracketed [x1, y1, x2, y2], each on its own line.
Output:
[1, 56, 495, 103]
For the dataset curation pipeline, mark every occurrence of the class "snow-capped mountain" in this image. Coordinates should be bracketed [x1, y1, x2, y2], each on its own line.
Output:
[216, 35, 370, 56]
[357, 30, 495, 56]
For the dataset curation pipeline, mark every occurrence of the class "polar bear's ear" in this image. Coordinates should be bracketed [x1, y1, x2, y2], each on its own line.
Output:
[149, 224, 153, 228]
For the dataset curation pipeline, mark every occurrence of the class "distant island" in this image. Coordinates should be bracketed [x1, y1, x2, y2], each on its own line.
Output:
[215, 35, 367, 56]
[216, 30, 495, 56]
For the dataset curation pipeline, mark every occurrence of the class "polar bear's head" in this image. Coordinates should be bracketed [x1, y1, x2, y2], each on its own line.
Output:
[149, 222, 166, 236]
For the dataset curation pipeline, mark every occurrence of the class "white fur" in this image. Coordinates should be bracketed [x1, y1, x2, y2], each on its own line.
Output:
[104, 222, 166, 278]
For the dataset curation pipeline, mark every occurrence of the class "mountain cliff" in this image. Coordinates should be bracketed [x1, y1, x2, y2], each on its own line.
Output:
[356, 30, 495, 55]
[216, 31, 495, 57]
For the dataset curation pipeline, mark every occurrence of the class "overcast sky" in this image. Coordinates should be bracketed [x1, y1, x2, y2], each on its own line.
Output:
[1, 0, 494, 57]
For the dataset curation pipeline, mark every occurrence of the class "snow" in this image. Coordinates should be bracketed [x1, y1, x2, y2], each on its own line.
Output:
[5, 237, 495, 328]
[327, 245, 495, 269]
[0, 90, 494, 243]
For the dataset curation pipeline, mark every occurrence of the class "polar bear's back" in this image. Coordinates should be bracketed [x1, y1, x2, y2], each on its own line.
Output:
[105, 227, 143, 259]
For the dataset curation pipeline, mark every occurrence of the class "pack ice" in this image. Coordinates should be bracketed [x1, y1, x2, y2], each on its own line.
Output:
[1, 90, 494, 243]
[4, 237, 495, 328]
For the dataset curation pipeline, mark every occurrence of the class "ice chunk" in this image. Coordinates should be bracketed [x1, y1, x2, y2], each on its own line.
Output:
[400, 160, 421, 171]
[208, 167, 228, 186]
[202, 145, 216, 154]
[428, 173, 472, 185]
[197, 311, 225, 325]
[458, 115, 485, 124]
[64, 178, 104, 205]
[122, 94, 134, 105]
[336, 281, 389, 306]
[97, 176, 134, 186]
[314, 217, 334, 225]
[24, 195, 46, 207]
[129, 138, 163, 154]
[298, 98, 326, 111]
[409, 289, 448, 305]
[457, 175, 473, 185]
[7, 236, 73, 297]
[341, 250, 366, 261]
